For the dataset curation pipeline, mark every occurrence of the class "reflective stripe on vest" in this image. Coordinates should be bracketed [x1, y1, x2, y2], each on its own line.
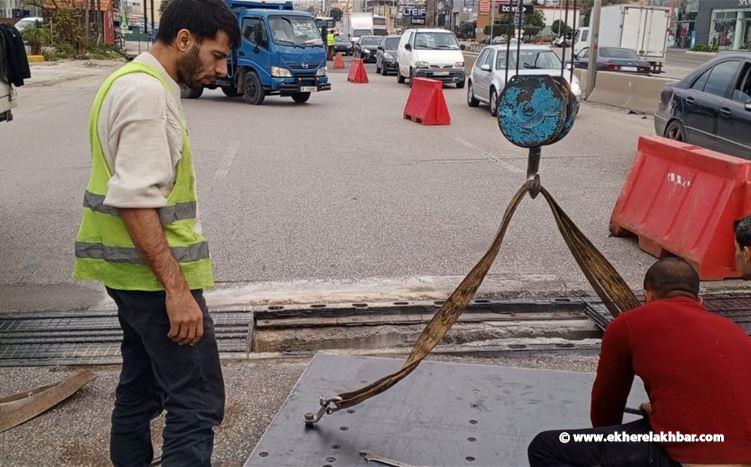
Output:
[83, 191, 197, 224]
[73, 61, 214, 292]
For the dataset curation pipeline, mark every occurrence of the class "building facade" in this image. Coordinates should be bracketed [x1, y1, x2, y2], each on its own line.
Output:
[650, 0, 750, 50]
[0, 0, 42, 19]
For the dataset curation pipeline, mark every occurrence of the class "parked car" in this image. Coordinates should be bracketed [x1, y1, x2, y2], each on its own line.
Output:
[481, 35, 521, 45]
[467, 45, 582, 116]
[354, 35, 382, 62]
[396, 28, 466, 88]
[655, 54, 751, 158]
[13, 16, 43, 32]
[574, 47, 651, 74]
[553, 34, 571, 48]
[334, 35, 354, 55]
[376, 35, 400, 75]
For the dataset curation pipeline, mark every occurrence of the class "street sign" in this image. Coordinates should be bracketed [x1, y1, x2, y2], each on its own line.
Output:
[404, 7, 427, 16]
[500, 4, 533, 14]
[411, 17, 426, 24]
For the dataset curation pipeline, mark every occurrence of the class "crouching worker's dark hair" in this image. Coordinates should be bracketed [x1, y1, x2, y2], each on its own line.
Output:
[643, 258, 700, 300]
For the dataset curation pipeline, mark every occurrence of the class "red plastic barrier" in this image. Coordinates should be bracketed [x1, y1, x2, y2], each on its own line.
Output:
[610, 136, 751, 280]
[333, 53, 345, 70]
[347, 58, 368, 83]
[403, 78, 451, 126]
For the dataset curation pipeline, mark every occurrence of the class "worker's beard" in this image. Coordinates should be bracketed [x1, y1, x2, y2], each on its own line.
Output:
[177, 44, 205, 90]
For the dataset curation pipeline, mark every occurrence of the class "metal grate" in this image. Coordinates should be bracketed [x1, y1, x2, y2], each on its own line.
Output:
[703, 294, 751, 334]
[0, 309, 253, 367]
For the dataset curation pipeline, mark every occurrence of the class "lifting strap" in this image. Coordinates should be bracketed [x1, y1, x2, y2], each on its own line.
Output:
[305, 180, 641, 424]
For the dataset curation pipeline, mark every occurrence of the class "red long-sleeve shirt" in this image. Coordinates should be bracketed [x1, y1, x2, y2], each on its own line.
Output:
[591, 297, 751, 464]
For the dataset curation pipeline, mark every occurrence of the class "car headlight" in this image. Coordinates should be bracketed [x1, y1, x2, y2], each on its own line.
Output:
[271, 66, 292, 78]
[362, 48, 370, 54]
[569, 80, 581, 96]
[415, 61, 429, 68]
[455, 62, 464, 68]
[316, 66, 327, 77]
[384, 53, 394, 60]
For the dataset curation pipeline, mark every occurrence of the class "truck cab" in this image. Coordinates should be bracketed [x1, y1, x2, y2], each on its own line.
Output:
[182, 0, 331, 104]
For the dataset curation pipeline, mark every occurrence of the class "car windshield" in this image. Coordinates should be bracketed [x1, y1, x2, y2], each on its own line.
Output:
[353, 29, 371, 38]
[335, 37, 350, 44]
[269, 16, 323, 46]
[385, 37, 400, 49]
[414, 32, 460, 50]
[496, 50, 562, 70]
[360, 36, 381, 46]
[600, 48, 639, 59]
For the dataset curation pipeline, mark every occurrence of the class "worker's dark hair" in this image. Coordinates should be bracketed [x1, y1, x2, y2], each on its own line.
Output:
[643, 258, 700, 300]
[157, 0, 241, 49]
[734, 216, 751, 249]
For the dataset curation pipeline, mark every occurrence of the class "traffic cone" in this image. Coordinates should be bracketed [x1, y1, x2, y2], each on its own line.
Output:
[347, 58, 368, 84]
[333, 52, 345, 70]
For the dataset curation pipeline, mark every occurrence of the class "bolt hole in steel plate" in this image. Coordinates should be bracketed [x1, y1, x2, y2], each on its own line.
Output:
[497, 75, 575, 148]
[245, 355, 647, 466]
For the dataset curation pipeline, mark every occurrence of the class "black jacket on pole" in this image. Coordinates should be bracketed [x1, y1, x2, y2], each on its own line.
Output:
[0, 24, 31, 87]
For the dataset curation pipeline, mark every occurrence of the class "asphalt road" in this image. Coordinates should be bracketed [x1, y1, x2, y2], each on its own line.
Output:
[1, 58, 744, 312]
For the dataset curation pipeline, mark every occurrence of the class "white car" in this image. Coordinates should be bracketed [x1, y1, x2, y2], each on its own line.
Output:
[396, 28, 466, 88]
[467, 45, 582, 116]
[13, 17, 43, 32]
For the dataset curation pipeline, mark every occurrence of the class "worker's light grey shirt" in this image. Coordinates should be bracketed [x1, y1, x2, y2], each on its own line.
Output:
[98, 52, 187, 209]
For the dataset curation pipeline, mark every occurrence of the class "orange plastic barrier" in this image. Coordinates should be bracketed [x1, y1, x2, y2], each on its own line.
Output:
[610, 136, 751, 280]
[347, 58, 368, 83]
[402, 78, 451, 126]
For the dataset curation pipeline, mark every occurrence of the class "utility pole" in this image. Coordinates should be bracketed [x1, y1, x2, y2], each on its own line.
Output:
[426, 0, 436, 27]
[489, 0, 495, 41]
[584, 0, 600, 100]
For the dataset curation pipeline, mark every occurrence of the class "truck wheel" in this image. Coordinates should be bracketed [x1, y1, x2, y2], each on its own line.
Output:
[242, 71, 265, 105]
[292, 92, 311, 104]
[222, 86, 239, 97]
[180, 84, 203, 99]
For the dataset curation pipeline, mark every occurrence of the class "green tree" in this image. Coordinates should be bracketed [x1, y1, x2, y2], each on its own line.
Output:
[21, 26, 51, 55]
[330, 8, 342, 22]
[526, 10, 544, 29]
[551, 19, 573, 37]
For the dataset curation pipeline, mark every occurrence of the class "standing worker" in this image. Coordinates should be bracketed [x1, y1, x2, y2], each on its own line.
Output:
[72, 1, 240, 465]
[327, 29, 336, 61]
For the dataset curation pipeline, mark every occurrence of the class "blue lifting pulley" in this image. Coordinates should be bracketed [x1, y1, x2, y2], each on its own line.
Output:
[497, 74, 579, 198]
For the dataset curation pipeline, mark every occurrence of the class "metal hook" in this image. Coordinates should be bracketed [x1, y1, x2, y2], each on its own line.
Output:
[527, 147, 542, 199]
[303, 396, 343, 425]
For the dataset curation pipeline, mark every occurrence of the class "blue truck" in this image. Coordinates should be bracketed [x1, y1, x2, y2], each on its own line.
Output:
[180, 0, 331, 104]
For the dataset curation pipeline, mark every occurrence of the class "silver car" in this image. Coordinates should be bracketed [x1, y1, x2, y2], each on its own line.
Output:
[467, 45, 582, 116]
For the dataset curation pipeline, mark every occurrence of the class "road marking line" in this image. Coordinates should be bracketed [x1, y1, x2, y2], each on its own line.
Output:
[453, 137, 524, 174]
[213, 141, 240, 180]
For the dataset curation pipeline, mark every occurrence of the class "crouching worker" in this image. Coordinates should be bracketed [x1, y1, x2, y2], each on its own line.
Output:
[528, 258, 751, 467]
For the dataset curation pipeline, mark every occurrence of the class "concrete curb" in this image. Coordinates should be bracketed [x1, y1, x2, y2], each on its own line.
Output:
[685, 51, 718, 56]
[575, 69, 677, 114]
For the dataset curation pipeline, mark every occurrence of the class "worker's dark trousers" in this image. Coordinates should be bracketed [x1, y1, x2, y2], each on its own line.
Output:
[528, 418, 682, 467]
[106, 288, 225, 467]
